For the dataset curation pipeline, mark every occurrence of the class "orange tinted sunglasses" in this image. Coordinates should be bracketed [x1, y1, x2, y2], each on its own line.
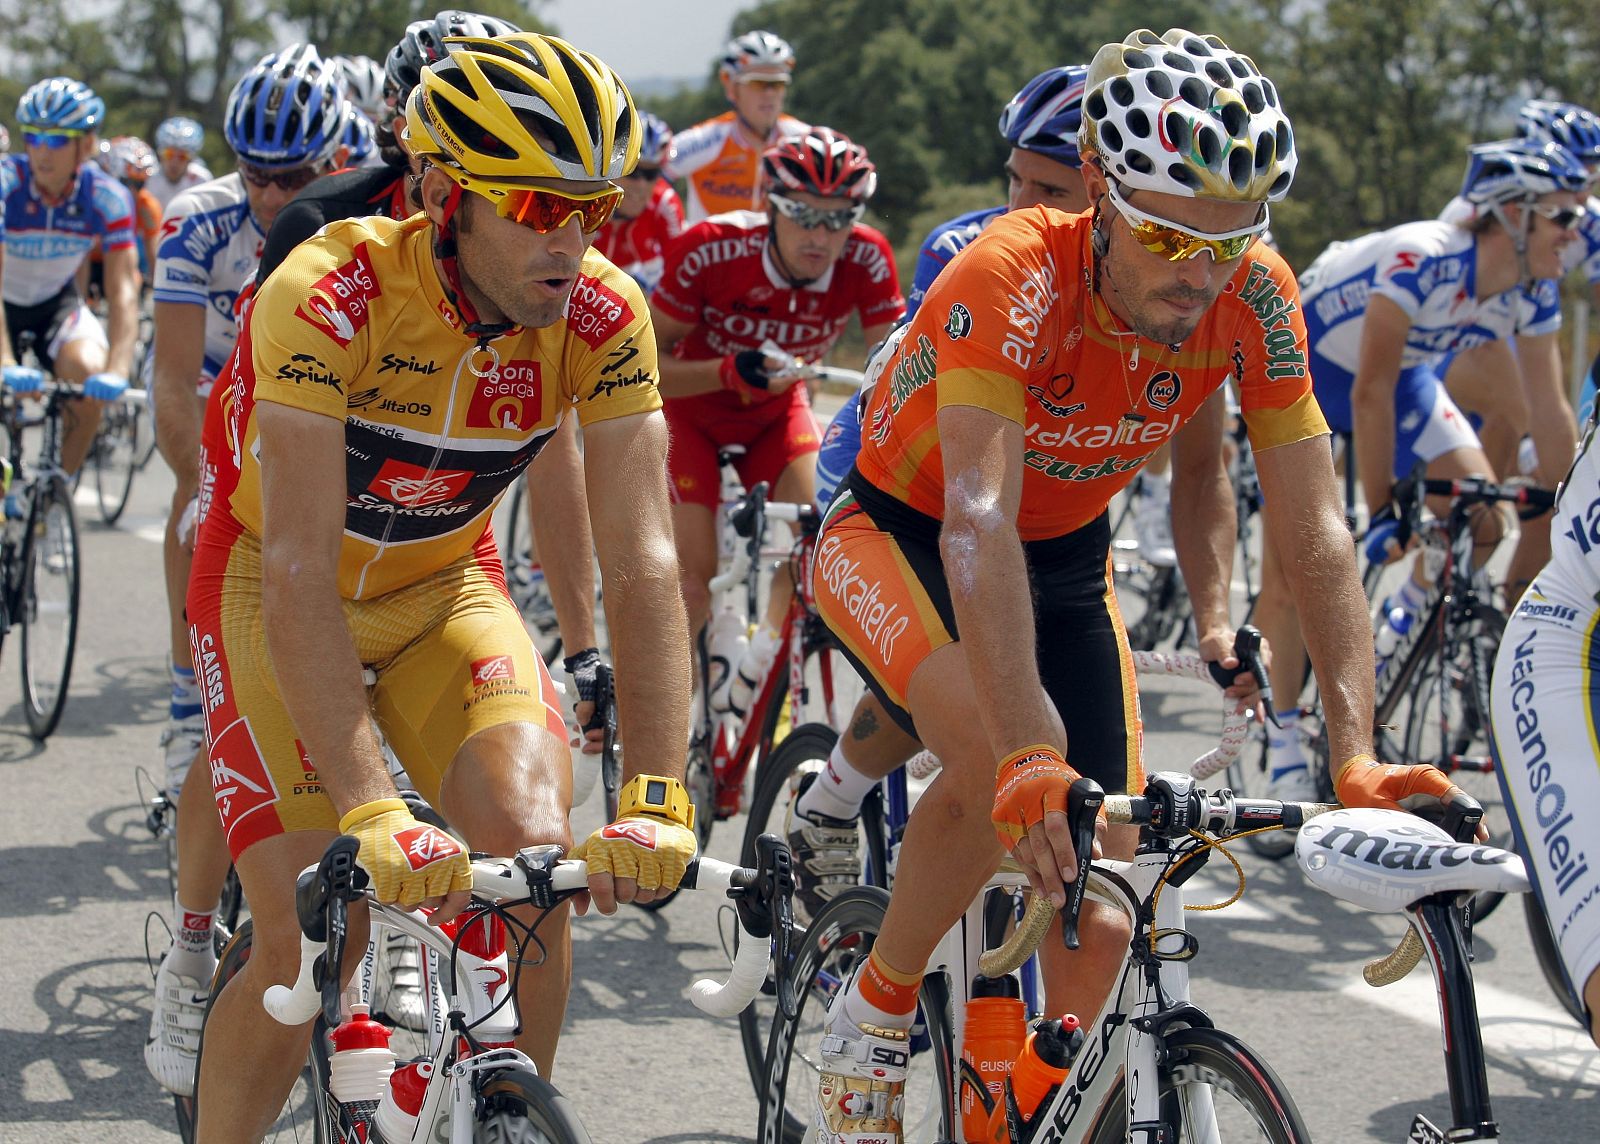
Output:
[496, 184, 624, 234]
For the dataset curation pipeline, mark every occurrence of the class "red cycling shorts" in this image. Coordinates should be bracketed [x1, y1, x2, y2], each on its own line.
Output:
[663, 385, 821, 510]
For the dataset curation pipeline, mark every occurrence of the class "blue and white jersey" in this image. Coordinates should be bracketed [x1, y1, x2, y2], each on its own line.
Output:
[1, 154, 135, 306]
[905, 203, 1006, 321]
[1571, 195, 1600, 286]
[152, 173, 264, 383]
[1550, 414, 1600, 591]
[1301, 220, 1559, 377]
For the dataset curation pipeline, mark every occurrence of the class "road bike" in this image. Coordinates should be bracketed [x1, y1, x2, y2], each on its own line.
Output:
[84, 385, 150, 525]
[1296, 797, 1558, 1143]
[182, 831, 797, 1143]
[760, 771, 1334, 1143]
[0, 356, 83, 738]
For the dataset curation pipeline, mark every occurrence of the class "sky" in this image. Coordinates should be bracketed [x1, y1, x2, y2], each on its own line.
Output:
[542, 0, 751, 87]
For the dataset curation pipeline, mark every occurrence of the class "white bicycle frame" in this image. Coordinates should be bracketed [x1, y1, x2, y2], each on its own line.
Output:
[266, 856, 770, 1143]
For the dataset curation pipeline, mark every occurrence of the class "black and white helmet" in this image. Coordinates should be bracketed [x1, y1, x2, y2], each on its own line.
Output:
[384, 9, 523, 108]
[336, 55, 387, 121]
[720, 30, 795, 82]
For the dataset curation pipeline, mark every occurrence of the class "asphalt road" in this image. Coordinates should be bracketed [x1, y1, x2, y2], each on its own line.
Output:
[0, 434, 1595, 1143]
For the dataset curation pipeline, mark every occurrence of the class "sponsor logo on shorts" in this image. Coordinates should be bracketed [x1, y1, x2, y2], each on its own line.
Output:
[463, 654, 531, 711]
[815, 534, 910, 664]
[472, 655, 514, 686]
[208, 716, 279, 837]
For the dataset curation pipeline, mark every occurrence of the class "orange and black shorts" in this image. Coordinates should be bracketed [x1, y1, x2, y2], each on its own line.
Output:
[663, 386, 821, 510]
[188, 524, 566, 859]
[814, 468, 1144, 796]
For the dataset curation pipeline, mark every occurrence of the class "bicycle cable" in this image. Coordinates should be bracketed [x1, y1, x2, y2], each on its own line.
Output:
[1146, 824, 1289, 955]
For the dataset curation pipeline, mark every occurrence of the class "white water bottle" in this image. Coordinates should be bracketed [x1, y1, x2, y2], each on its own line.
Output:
[706, 606, 748, 716]
[1374, 606, 1412, 661]
[728, 625, 782, 719]
[328, 1004, 395, 1117]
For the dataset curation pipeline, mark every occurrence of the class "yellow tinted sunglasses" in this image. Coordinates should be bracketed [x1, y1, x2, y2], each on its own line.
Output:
[1105, 178, 1268, 262]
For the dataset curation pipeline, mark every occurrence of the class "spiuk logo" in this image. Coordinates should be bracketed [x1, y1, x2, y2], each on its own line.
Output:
[366, 459, 471, 506]
[395, 825, 463, 870]
[294, 243, 380, 346]
[471, 655, 515, 687]
[600, 821, 659, 850]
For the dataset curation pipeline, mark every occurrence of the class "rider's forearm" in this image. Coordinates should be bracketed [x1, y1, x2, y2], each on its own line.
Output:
[1520, 336, 1577, 486]
[153, 359, 204, 489]
[1170, 459, 1236, 638]
[104, 272, 139, 380]
[261, 563, 393, 817]
[606, 527, 691, 785]
[528, 419, 597, 651]
[941, 512, 1058, 762]
[655, 353, 725, 399]
[1350, 373, 1398, 513]
[1275, 502, 1375, 770]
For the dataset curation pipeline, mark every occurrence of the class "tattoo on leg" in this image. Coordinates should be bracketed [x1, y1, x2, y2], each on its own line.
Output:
[851, 706, 879, 742]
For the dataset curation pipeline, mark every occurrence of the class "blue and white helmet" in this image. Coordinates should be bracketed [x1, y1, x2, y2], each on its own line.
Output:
[999, 65, 1089, 167]
[1518, 100, 1600, 167]
[17, 77, 105, 133]
[225, 43, 346, 169]
[637, 111, 672, 168]
[342, 103, 375, 164]
[155, 116, 205, 153]
[1460, 138, 1589, 206]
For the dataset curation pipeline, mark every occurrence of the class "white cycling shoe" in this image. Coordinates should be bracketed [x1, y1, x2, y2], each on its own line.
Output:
[813, 988, 909, 1144]
[158, 714, 207, 805]
[145, 952, 208, 1096]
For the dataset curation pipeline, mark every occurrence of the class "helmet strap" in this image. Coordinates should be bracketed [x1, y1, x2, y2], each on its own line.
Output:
[1489, 200, 1535, 286]
[433, 181, 517, 342]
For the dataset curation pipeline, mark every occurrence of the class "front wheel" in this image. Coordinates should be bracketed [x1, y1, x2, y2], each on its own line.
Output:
[760, 887, 955, 1144]
[20, 476, 80, 739]
[477, 1069, 592, 1143]
[93, 399, 140, 524]
[1085, 1026, 1312, 1144]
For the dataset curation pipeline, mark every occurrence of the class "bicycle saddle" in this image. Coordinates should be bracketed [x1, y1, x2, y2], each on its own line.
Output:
[1295, 808, 1529, 913]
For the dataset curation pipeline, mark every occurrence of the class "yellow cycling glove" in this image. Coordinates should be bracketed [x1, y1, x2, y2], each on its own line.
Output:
[572, 775, 698, 892]
[339, 798, 473, 909]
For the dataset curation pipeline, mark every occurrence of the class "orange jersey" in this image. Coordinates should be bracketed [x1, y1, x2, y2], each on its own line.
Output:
[856, 207, 1326, 541]
[665, 111, 808, 221]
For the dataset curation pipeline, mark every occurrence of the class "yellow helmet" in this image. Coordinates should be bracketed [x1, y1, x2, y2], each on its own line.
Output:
[405, 32, 639, 193]
[1080, 28, 1295, 203]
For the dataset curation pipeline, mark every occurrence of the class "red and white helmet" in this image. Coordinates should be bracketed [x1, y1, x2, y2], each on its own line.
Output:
[762, 126, 876, 202]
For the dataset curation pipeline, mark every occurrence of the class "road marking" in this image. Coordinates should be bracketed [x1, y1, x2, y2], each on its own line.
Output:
[1339, 965, 1600, 1084]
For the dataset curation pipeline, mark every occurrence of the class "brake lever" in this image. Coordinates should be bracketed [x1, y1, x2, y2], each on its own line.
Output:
[748, 833, 799, 1019]
[1060, 777, 1106, 951]
[314, 836, 366, 1027]
[1206, 624, 1278, 727]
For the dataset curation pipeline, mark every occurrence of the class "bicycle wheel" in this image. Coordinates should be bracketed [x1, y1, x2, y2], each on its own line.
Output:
[761, 887, 955, 1144]
[1232, 737, 1295, 861]
[738, 723, 889, 1102]
[92, 400, 140, 524]
[1085, 1025, 1312, 1144]
[183, 919, 331, 1144]
[477, 1069, 592, 1142]
[503, 476, 562, 665]
[20, 476, 80, 739]
[1525, 892, 1587, 1028]
[1403, 602, 1508, 917]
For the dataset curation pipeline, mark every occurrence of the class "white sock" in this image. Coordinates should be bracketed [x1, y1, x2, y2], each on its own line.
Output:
[1267, 709, 1306, 781]
[167, 896, 219, 980]
[841, 977, 917, 1033]
[797, 742, 876, 821]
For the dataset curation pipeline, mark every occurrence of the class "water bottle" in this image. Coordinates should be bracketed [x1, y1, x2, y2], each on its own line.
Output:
[960, 976, 1024, 1142]
[705, 605, 748, 716]
[375, 1056, 433, 1143]
[986, 1014, 1084, 1140]
[1373, 605, 1413, 663]
[437, 902, 517, 1046]
[328, 1003, 395, 1122]
[727, 625, 782, 720]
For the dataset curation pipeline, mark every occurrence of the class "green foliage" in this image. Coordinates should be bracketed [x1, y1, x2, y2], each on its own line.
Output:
[0, 0, 549, 171]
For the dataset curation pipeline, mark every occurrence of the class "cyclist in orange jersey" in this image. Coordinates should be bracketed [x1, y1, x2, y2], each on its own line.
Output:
[805, 29, 1478, 1144]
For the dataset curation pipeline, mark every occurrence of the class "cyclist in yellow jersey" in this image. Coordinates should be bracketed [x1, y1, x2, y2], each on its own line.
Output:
[186, 35, 693, 1135]
[807, 30, 1479, 1143]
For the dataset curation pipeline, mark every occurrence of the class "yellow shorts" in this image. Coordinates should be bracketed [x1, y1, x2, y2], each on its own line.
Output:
[188, 526, 565, 859]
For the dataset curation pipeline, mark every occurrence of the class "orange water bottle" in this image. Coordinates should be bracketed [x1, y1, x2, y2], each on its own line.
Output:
[987, 1014, 1084, 1141]
[960, 975, 1024, 1141]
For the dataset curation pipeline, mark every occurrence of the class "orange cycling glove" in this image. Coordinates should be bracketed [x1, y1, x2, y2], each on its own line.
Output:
[1334, 754, 1463, 814]
[991, 743, 1079, 851]
[340, 798, 473, 910]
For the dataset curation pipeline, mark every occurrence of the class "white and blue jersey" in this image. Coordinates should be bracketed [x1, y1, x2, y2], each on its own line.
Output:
[1301, 221, 1558, 475]
[152, 174, 265, 388]
[905, 204, 1006, 321]
[1, 154, 134, 306]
